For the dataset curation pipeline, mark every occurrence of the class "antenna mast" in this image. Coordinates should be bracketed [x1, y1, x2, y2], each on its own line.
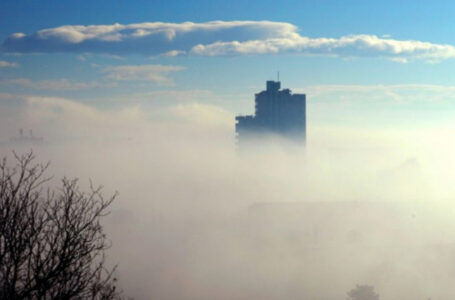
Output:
[277, 71, 280, 82]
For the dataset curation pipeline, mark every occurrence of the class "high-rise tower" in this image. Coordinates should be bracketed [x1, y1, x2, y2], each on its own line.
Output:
[236, 81, 306, 146]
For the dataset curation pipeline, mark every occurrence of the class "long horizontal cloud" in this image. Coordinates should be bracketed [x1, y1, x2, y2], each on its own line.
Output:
[4, 78, 102, 90]
[0, 60, 18, 68]
[101, 64, 184, 85]
[303, 84, 455, 106]
[3, 21, 455, 62]
[2, 21, 293, 55]
[191, 35, 455, 62]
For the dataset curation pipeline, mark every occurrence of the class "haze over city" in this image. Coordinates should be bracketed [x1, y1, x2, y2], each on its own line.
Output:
[2, 1, 455, 299]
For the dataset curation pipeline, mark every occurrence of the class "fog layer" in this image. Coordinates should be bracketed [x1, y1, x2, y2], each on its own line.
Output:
[1, 96, 455, 299]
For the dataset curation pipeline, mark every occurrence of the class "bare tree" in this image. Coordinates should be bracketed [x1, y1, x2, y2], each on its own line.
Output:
[0, 152, 123, 299]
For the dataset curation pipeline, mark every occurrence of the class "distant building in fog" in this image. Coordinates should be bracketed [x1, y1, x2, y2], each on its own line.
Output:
[235, 81, 306, 146]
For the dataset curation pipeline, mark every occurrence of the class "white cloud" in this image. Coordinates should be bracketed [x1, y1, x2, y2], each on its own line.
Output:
[303, 84, 455, 105]
[4, 78, 103, 90]
[76, 55, 87, 61]
[101, 64, 184, 85]
[2, 21, 292, 55]
[0, 60, 18, 68]
[305, 83, 455, 95]
[3, 21, 455, 62]
[161, 50, 186, 57]
[389, 57, 408, 63]
[131, 89, 213, 102]
[190, 34, 455, 62]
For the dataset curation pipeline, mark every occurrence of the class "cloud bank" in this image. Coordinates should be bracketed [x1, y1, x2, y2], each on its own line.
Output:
[3, 21, 455, 62]
[3, 92, 455, 299]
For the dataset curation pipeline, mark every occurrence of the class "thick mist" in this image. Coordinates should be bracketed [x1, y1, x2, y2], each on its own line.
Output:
[1, 96, 455, 299]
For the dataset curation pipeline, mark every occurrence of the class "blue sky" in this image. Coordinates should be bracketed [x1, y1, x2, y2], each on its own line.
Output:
[2, 0, 455, 136]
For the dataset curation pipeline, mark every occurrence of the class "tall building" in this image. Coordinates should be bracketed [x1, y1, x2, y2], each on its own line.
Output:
[236, 80, 306, 146]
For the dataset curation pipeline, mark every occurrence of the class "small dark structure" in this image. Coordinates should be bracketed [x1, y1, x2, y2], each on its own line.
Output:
[10, 128, 43, 144]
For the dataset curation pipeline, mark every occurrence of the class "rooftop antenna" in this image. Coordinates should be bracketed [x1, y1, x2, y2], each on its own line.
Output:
[277, 71, 280, 82]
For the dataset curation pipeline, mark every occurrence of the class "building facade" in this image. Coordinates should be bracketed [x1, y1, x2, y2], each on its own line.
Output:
[236, 81, 306, 146]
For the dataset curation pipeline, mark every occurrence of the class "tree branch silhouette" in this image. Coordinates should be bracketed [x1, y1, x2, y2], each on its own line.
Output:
[0, 152, 123, 299]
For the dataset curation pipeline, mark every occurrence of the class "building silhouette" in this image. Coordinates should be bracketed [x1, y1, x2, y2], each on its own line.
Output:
[236, 80, 306, 146]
